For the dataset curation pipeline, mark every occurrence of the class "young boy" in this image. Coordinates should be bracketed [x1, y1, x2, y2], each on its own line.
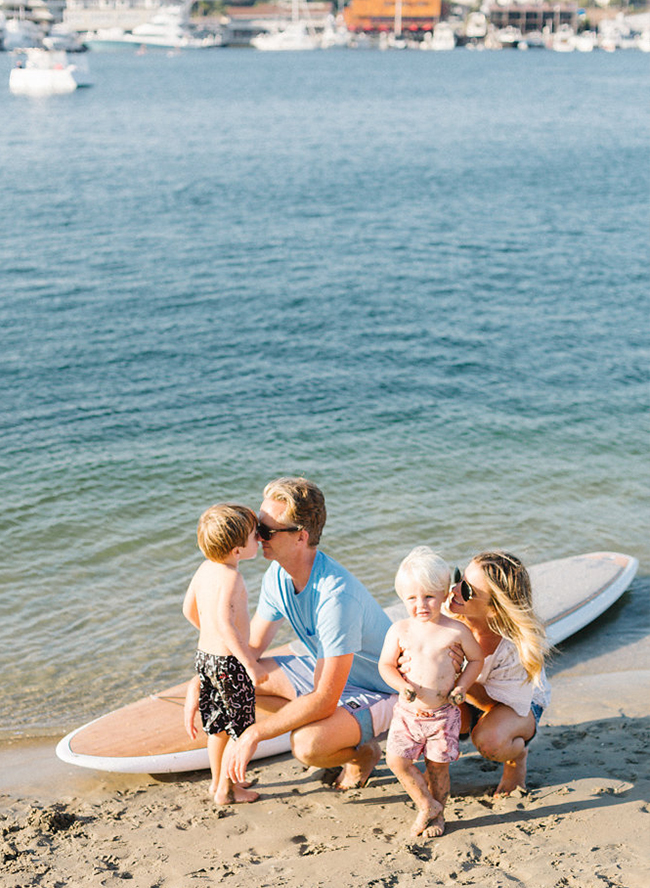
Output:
[379, 546, 484, 838]
[182, 503, 268, 805]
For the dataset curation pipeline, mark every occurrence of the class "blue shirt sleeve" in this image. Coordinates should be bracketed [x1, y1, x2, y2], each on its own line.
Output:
[256, 564, 285, 623]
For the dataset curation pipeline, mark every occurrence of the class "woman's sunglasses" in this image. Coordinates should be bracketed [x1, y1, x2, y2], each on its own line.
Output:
[452, 566, 476, 602]
[257, 522, 301, 542]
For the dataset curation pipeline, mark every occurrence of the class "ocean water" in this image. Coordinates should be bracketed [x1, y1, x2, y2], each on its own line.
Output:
[0, 47, 648, 740]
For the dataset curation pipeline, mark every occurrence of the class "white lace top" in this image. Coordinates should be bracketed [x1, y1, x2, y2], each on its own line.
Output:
[477, 637, 551, 717]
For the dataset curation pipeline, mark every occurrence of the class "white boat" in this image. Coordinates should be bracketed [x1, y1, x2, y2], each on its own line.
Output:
[551, 24, 575, 52]
[3, 16, 43, 50]
[421, 21, 456, 51]
[85, 4, 221, 51]
[573, 30, 595, 52]
[9, 48, 91, 95]
[465, 11, 487, 40]
[42, 23, 87, 53]
[637, 29, 650, 52]
[496, 26, 523, 49]
[250, 0, 318, 51]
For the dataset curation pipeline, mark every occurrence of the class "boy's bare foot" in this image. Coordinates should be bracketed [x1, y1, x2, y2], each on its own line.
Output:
[495, 749, 527, 796]
[411, 801, 444, 838]
[214, 784, 259, 805]
[334, 739, 382, 790]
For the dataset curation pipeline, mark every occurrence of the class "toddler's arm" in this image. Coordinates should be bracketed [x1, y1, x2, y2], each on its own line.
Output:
[379, 624, 415, 701]
[448, 626, 484, 706]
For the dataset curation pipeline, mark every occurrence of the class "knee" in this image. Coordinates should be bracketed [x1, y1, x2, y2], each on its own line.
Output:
[472, 723, 505, 762]
[290, 726, 323, 767]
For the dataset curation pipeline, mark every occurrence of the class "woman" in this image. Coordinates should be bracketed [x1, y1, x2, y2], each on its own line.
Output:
[446, 551, 551, 795]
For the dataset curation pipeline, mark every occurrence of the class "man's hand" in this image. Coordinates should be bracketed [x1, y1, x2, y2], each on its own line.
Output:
[227, 726, 259, 785]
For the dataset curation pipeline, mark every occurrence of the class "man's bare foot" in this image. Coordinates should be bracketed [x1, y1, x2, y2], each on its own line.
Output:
[214, 784, 259, 805]
[411, 801, 444, 838]
[334, 739, 382, 790]
[495, 749, 527, 796]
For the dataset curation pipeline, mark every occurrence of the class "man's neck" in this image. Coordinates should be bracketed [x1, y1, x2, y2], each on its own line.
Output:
[281, 547, 318, 594]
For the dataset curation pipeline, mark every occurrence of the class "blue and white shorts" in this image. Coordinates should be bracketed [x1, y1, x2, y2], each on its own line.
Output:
[274, 653, 396, 746]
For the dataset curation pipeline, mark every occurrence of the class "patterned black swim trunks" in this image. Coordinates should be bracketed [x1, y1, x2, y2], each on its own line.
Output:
[195, 651, 256, 740]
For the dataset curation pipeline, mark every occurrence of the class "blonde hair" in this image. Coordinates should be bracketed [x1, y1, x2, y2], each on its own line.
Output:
[263, 477, 326, 546]
[396, 546, 450, 597]
[473, 551, 549, 684]
[197, 503, 257, 562]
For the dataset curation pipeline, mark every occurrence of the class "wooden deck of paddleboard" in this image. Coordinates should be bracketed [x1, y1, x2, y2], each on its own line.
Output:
[68, 681, 197, 758]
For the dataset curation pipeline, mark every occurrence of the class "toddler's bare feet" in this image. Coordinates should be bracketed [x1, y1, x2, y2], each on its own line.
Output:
[411, 800, 443, 838]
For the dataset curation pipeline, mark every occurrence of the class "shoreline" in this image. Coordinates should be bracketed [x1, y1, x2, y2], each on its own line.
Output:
[2, 658, 649, 887]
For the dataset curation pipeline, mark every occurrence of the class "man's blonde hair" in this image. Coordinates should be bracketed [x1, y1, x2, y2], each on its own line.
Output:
[197, 503, 257, 562]
[263, 477, 326, 546]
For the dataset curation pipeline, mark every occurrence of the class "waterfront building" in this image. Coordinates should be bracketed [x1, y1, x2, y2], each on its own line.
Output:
[343, 0, 442, 33]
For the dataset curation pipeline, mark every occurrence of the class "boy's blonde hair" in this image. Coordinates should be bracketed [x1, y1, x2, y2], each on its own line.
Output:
[197, 503, 257, 562]
[473, 551, 549, 685]
[396, 546, 451, 597]
[263, 477, 326, 546]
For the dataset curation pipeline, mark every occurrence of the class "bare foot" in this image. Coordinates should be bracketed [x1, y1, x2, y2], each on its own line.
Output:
[334, 739, 382, 790]
[495, 749, 527, 796]
[214, 784, 259, 805]
[411, 801, 444, 838]
[209, 779, 251, 796]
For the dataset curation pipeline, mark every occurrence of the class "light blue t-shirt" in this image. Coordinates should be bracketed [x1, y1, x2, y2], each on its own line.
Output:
[257, 550, 393, 695]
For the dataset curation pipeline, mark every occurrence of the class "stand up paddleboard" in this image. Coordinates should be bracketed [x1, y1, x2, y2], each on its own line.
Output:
[56, 550, 638, 774]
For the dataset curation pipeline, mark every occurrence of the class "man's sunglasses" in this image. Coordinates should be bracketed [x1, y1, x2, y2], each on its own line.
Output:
[257, 522, 302, 542]
[452, 566, 476, 602]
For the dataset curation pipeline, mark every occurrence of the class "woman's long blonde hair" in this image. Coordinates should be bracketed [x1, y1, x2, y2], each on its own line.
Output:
[474, 551, 549, 685]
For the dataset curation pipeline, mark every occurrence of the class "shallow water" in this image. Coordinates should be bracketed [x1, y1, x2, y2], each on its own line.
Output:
[0, 47, 648, 738]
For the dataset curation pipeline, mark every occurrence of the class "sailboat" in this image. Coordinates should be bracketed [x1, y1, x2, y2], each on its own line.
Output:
[250, 0, 319, 50]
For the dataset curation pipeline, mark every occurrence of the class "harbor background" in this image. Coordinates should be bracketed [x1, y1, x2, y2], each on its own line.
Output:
[0, 47, 648, 746]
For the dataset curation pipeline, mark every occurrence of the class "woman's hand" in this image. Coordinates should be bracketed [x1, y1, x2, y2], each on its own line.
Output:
[448, 642, 464, 675]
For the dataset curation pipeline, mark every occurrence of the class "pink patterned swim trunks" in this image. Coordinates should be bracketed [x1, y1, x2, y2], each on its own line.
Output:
[386, 700, 461, 763]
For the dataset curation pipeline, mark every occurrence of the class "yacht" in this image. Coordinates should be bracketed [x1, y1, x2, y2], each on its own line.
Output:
[86, 4, 221, 50]
[250, 0, 318, 51]
[420, 21, 456, 51]
[9, 47, 91, 95]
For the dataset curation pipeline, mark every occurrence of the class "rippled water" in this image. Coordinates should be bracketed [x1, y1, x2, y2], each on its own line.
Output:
[0, 48, 648, 738]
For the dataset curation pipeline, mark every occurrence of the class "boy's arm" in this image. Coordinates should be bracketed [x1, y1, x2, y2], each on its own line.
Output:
[449, 627, 485, 705]
[182, 581, 200, 630]
[379, 624, 414, 699]
[217, 573, 268, 685]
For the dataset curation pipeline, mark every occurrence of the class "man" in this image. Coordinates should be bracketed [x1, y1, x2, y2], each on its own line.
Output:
[188, 476, 397, 791]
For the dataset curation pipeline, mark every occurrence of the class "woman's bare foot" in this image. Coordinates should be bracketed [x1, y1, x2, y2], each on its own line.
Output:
[411, 800, 444, 838]
[334, 739, 382, 790]
[495, 749, 527, 796]
[209, 779, 251, 796]
[214, 784, 259, 805]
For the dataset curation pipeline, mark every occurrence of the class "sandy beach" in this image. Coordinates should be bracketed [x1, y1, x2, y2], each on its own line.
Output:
[2, 632, 649, 888]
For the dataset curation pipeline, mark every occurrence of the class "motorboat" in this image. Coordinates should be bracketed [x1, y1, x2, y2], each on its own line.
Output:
[3, 16, 43, 50]
[496, 26, 523, 49]
[42, 24, 87, 52]
[551, 24, 575, 52]
[85, 4, 222, 51]
[573, 30, 596, 52]
[9, 48, 91, 95]
[250, 0, 318, 51]
[420, 21, 456, 51]
[251, 20, 318, 50]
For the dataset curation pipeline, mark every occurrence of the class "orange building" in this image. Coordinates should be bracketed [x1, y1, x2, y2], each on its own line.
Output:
[343, 0, 442, 32]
